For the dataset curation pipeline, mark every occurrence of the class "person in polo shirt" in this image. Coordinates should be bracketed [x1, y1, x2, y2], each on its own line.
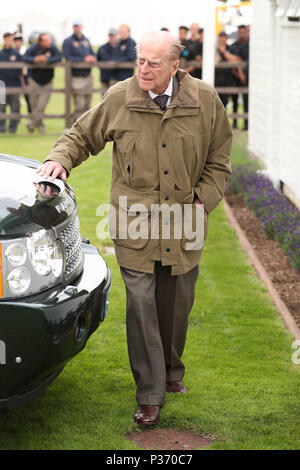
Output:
[114, 24, 136, 82]
[62, 19, 96, 124]
[97, 28, 119, 98]
[0, 32, 21, 133]
[23, 33, 61, 133]
[186, 23, 202, 79]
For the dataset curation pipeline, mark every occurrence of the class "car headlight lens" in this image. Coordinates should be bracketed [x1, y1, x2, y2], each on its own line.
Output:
[50, 242, 64, 278]
[5, 243, 27, 266]
[7, 268, 31, 294]
[27, 230, 64, 278]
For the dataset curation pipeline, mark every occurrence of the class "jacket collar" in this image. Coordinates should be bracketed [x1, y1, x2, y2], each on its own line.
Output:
[125, 69, 200, 112]
[72, 33, 86, 41]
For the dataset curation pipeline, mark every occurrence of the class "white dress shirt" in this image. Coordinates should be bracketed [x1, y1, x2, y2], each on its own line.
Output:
[148, 77, 173, 108]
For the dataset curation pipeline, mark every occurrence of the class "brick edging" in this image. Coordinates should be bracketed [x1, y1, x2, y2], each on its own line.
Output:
[223, 199, 300, 340]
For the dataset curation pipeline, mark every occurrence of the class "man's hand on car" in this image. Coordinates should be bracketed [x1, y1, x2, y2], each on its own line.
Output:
[36, 161, 67, 182]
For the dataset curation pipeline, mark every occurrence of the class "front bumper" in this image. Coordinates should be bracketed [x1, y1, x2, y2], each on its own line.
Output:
[0, 242, 111, 410]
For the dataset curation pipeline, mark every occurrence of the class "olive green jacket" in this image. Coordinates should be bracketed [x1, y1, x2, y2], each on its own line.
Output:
[45, 69, 233, 275]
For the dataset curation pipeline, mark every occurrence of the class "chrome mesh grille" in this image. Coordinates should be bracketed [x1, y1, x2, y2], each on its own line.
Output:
[59, 215, 83, 278]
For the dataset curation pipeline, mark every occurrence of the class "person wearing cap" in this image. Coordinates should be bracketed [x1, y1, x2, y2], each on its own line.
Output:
[178, 25, 197, 70]
[13, 32, 25, 54]
[114, 24, 136, 82]
[0, 32, 22, 133]
[22, 33, 61, 133]
[97, 28, 119, 98]
[62, 20, 96, 123]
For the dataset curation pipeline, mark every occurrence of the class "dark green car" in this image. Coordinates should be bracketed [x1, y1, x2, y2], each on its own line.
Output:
[0, 154, 111, 410]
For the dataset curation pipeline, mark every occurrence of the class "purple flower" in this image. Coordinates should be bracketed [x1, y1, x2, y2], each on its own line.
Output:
[227, 166, 300, 272]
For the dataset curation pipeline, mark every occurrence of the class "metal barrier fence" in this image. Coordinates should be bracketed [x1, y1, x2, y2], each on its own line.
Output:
[0, 60, 248, 130]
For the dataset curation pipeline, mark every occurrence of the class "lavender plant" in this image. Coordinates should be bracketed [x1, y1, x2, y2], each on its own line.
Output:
[227, 165, 300, 272]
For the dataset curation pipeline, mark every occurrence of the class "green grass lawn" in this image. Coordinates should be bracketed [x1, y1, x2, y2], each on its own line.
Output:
[0, 85, 299, 450]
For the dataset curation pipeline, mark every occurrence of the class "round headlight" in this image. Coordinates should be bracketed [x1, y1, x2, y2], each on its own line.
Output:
[7, 268, 31, 294]
[28, 242, 52, 276]
[5, 243, 27, 266]
[27, 231, 64, 278]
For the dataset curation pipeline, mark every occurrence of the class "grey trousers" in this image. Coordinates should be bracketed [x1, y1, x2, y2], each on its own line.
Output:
[71, 74, 93, 123]
[120, 261, 199, 406]
[28, 77, 52, 128]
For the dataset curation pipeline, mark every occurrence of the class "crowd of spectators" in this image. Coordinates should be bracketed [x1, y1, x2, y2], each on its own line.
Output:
[0, 21, 249, 133]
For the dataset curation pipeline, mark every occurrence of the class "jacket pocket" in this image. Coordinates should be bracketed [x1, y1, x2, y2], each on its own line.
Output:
[114, 133, 136, 186]
[109, 182, 158, 250]
[191, 135, 209, 186]
[173, 134, 209, 191]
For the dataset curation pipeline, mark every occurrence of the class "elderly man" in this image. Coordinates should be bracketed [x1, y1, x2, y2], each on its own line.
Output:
[37, 31, 232, 426]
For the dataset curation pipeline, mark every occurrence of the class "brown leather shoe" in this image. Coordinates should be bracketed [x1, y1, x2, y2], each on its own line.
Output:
[166, 380, 187, 394]
[134, 405, 160, 426]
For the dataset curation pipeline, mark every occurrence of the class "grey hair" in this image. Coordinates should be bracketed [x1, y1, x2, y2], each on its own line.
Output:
[136, 31, 184, 62]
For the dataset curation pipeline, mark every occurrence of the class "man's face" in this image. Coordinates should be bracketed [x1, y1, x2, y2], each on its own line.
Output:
[4, 35, 13, 48]
[73, 25, 83, 37]
[119, 25, 130, 41]
[238, 27, 247, 42]
[14, 39, 23, 50]
[137, 43, 178, 95]
[109, 34, 118, 47]
[39, 34, 51, 50]
[218, 35, 227, 48]
[189, 23, 199, 38]
[179, 28, 187, 42]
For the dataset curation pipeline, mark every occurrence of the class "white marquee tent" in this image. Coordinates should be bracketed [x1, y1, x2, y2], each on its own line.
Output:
[248, 0, 300, 208]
